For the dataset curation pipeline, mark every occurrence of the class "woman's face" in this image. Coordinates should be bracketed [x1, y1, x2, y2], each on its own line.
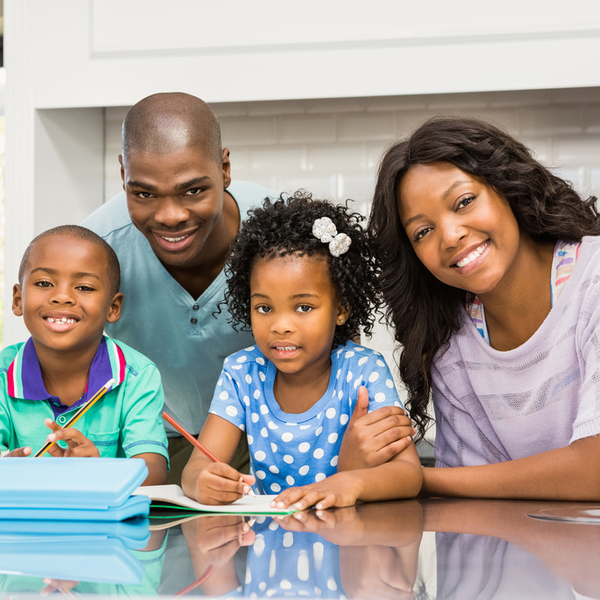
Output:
[397, 161, 523, 297]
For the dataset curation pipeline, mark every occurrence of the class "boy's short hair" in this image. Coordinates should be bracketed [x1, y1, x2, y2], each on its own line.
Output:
[18, 225, 121, 296]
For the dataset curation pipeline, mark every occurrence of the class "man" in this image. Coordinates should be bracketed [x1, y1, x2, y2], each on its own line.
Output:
[83, 92, 275, 483]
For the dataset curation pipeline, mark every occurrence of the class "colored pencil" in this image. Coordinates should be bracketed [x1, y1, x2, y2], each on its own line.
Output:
[33, 378, 116, 458]
[162, 412, 220, 462]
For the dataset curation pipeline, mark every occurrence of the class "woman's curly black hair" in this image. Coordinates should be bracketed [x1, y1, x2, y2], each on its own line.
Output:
[224, 191, 382, 346]
[369, 116, 600, 440]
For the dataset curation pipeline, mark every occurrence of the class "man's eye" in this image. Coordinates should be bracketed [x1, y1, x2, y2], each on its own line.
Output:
[297, 305, 312, 313]
[256, 306, 271, 314]
[135, 191, 153, 199]
[185, 188, 204, 196]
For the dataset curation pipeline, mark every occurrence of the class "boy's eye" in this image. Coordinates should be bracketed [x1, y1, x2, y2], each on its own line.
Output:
[256, 305, 271, 314]
[34, 281, 53, 288]
[76, 285, 95, 292]
[457, 195, 476, 210]
[296, 305, 312, 313]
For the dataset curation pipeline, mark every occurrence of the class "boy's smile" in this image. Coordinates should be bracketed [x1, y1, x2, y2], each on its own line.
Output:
[12, 235, 123, 358]
[250, 254, 349, 386]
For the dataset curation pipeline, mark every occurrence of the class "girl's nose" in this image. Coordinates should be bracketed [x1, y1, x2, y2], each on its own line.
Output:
[271, 315, 293, 335]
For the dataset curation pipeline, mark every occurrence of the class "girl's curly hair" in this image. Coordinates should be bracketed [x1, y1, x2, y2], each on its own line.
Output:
[224, 191, 382, 346]
[369, 116, 600, 440]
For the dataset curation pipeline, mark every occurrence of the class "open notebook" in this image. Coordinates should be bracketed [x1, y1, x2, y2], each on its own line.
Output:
[133, 484, 298, 515]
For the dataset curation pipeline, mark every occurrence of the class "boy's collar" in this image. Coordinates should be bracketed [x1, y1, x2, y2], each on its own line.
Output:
[7, 336, 126, 404]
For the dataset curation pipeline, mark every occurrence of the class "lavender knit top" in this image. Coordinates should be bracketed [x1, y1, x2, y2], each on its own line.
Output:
[432, 236, 600, 468]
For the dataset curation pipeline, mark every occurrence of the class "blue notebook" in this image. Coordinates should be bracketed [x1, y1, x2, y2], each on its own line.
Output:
[0, 457, 150, 521]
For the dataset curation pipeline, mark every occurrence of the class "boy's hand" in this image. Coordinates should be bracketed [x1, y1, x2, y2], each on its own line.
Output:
[44, 418, 100, 457]
[271, 472, 361, 512]
[3, 446, 32, 457]
[338, 386, 415, 471]
[196, 462, 255, 505]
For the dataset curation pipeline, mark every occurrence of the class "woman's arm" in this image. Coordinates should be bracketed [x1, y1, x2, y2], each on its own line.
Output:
[423, 433, 600, 500]
[273, 440, 423, 510]
[181, 414, 254, 504]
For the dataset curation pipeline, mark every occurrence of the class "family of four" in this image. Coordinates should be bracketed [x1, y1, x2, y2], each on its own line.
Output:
[2, 92, 599, 506]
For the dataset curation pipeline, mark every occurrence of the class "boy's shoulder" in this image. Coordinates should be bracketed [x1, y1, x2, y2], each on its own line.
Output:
[0, 343, 25, 377]
[108, 337, 159, 375]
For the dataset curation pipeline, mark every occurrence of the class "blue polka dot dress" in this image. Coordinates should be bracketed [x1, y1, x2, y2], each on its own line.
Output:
[209, 341, 404, 495]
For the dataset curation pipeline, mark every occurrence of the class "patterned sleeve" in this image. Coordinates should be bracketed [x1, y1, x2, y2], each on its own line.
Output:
[208, 361, 247, 431]
[432, 367, 510, 468]
[363, 352, 405, 412]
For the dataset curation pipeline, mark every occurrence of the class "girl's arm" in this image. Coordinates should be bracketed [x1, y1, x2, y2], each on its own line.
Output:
[181, 414, 255, 504]
[423, 433, 600, 500]
[272, 440, 423, 510]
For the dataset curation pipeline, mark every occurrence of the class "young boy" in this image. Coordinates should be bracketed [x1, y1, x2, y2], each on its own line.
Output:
[1, 225, 169, 485]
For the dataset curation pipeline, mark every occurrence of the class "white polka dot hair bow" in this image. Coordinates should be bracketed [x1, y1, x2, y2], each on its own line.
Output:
[312, 217, 352, 257]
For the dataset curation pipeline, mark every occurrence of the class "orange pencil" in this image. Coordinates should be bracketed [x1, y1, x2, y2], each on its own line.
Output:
[162, 412, 220, 462]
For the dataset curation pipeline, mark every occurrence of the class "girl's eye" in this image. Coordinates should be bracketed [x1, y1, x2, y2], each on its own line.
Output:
[413, 227, 432, 241]
[34, 281, 52, 288]
[457, 195, 476, 210]
[296, 305, 312, 313]
[256, 306, 271, 314]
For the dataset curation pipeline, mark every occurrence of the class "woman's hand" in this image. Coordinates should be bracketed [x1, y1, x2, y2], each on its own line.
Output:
[338, 386, 415, 471]
[44, 419, 100, 457]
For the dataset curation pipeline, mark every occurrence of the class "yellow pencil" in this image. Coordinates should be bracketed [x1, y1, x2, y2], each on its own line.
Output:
[33, 378, 116, 458]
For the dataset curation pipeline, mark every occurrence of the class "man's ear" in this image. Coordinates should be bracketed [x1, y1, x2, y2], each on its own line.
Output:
[106, 292, 124, 324]
[12, 284, 23, 317]
[222, 148, 232, 189]
[119, 155, 125, 189]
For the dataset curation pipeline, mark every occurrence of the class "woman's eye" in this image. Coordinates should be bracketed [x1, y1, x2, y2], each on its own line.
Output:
[256, 306, 271, 314]
[457, 195, 476, 209]
[413, 227, 431, 241]
[297, 305, 312, 313]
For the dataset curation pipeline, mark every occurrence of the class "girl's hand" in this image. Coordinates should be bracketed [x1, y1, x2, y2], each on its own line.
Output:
[44, 418, 100, 457]
[196, 462, 256, 505]
[3, 446, 32, 457]
[338, 386, 415, 471]
[271, 472, 361, 512]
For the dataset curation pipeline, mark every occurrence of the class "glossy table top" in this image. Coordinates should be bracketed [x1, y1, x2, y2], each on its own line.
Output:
[2, 498, 600, 599]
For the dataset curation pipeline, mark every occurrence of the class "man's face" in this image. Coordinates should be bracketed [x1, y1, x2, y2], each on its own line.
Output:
[121, 146, 232, 269]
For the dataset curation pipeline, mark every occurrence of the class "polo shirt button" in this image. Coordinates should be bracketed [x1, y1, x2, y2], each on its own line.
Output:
[190, 317, 198, 325]
[192, 304, 199, 311]
[58, 415, 67, 424]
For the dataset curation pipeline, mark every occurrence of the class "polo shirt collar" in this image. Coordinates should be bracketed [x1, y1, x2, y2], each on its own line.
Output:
[7, 336, 126, 406]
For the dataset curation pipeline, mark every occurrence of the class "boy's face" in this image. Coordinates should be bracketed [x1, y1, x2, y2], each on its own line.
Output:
[12, 235, 123, 355]
[120, 145, 232, 270]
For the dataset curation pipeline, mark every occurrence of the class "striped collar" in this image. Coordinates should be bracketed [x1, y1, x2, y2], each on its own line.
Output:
[7, 336, 126, 408]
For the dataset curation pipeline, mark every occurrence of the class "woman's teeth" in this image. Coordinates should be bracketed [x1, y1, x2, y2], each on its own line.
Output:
[456, 242, 488, 268]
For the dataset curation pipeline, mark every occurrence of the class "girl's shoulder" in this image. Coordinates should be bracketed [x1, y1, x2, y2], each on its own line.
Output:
[332, 340, 390, 368]
[223, 345, 269, 373]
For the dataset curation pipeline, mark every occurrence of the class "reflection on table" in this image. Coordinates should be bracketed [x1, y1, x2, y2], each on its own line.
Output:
[1, 498, 600, 598]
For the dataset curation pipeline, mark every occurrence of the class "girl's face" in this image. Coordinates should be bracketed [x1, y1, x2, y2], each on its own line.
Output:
[397, 161, 522, 297]
[250, 253, 349, 378]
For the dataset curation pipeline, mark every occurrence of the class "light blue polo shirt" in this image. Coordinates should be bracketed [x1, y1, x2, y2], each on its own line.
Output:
[82, 182, 277, 436]
[0, 336, 169, 461]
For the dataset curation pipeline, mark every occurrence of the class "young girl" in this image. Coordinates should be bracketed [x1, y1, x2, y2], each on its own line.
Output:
[182, 192, 422, 510]
[368, 116, 600, 500]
